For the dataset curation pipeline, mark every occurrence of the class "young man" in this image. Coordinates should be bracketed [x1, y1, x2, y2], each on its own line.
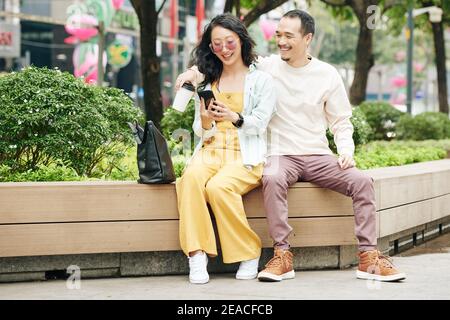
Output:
[176, 10, 406, 283]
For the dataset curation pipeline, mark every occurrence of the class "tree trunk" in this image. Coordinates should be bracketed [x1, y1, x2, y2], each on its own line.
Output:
[224, 0, 234, 13]
[349, 1, 375, 106]
[311, 30, 326, 57]
[243, 0, 289, 27]
[131, 0, 163, 129]
[431, 21, 449, 114]
[235, 0, 240, 18]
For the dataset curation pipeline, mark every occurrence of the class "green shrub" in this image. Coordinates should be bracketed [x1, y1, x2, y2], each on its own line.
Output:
[0, 144, 139, 182]
[395, 113, 415, 140]
[396, 112, 450, 141]
[90, 144, 139, 181]
[358, 101, 404, 141]
[327, 106, 372, 154]
[161, 100, 196, 155]
[354, 140, 447, 169]
[405, 139, 450, 151]
[0, 163, 81, 182]
[0, 66, 143, 176]
[172, 154, 188, 178]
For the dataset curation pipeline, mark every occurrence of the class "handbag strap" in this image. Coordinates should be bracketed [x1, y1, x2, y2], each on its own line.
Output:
[127, 121, 143, 144]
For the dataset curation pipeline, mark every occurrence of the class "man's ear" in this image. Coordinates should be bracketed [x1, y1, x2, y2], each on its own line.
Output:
[306, 33, 313, 47]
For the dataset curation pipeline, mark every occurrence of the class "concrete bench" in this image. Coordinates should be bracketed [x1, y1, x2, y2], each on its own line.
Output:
[0, 159, 449, 281]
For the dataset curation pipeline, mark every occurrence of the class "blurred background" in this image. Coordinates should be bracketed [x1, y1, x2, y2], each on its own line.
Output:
[0, 0, 448, 115]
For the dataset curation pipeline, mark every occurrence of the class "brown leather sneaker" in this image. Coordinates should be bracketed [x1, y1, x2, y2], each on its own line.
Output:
[257, 248, 295, 282]
[357, 250, 406, 282]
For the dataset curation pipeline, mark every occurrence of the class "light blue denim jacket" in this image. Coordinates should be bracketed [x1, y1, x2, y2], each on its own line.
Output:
[191, 64, 277, 167]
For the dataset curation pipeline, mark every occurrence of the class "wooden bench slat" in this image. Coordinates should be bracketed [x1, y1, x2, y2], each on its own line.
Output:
[375, 171, 450, 210]
[0, 217, 356, 258]
[379, 193, 450, 237]
[366, 159, 450, 179]
[0, 184, 178, 224]
[0, 185, 354, 224]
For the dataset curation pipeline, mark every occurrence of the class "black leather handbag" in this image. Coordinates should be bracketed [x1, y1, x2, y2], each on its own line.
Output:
[129, 120, 176, 184]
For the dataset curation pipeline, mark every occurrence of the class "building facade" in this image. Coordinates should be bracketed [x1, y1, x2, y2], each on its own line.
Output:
[0, 0, 221, 108]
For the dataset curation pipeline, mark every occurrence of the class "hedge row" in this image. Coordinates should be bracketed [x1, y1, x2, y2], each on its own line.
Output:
[0, 66, 143, 177]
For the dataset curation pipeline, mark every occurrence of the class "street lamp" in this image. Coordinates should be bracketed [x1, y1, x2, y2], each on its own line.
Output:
[406, 2, 443, 114]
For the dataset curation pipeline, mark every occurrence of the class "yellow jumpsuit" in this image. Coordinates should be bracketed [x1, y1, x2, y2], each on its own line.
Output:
[176, 85, 263, 263]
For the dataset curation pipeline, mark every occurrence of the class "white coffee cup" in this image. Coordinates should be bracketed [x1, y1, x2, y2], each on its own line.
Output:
[172, 82, 195, 112]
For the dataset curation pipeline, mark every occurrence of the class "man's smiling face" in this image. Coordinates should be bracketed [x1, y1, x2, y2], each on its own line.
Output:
[275, 17, 312, 65]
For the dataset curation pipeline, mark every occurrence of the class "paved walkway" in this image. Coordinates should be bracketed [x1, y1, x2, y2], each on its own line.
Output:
[1, 234, 449, 300]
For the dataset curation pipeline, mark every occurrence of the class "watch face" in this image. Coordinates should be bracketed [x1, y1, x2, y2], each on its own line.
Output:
[234, 113, 243, 128]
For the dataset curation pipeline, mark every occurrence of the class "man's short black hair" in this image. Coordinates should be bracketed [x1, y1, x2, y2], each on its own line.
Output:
[282, 9, 315, 36]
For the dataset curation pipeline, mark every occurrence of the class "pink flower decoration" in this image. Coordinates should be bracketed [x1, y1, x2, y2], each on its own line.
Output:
[65, 14, 98, 43]
[395, 51, 406, 62]
[414, 62, 424, 73]
[260, 19, 277, 41]
[391, 75, 407, 88]
[73, 46, 107, 84]
[112, 0, 125, 10]
[64, 36, 79, 45]
[390, 93, 406, 105]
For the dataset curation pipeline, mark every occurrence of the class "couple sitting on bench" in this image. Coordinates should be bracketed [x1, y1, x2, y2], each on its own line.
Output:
[175, 11, 406, 284]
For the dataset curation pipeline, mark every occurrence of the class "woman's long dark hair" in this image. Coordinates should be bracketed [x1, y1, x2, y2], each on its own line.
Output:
[190, 13, 257, 88]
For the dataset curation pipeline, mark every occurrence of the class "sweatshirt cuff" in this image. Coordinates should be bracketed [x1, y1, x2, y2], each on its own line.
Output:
[338, 150, 354, 157]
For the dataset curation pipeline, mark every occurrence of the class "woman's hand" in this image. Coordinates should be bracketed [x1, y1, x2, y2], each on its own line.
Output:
[175, 69, 197, 91]
[208, 100, 239, 123]
[200, 98, 215, 130]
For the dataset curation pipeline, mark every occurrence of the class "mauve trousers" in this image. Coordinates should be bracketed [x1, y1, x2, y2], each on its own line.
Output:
[262, 155, 377, 251]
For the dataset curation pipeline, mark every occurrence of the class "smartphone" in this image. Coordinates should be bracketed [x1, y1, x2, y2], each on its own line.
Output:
[197, 90, 216, 110]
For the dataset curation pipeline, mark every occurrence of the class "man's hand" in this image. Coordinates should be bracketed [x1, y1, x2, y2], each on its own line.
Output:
[175, 69, 197, 91]
[338, 154, 355, 170]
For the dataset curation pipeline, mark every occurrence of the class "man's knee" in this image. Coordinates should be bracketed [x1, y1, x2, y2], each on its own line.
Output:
[354, 172, 374, 191]
[262, 173, 289, 189]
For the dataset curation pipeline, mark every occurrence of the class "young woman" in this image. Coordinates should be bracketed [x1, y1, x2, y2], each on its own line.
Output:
[175, 13, 276, 284]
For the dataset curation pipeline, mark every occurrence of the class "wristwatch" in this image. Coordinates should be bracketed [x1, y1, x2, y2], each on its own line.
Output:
[233, 112, 244, 128]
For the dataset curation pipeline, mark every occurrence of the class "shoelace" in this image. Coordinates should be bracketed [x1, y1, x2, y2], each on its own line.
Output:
[265, 253, 283, 270]
[359, 250, 395, 269]
[377, 251, 395, 269]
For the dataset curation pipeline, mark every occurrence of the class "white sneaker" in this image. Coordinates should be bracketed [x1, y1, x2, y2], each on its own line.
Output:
[236, 256, 259, 280]
[189, 252, 209, 284]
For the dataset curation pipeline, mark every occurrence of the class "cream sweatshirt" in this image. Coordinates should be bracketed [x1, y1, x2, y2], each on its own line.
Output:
[257, 54, 354, 157]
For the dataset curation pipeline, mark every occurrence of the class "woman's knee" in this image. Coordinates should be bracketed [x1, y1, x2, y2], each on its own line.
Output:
[205, 178, 228, 198]
[177, 166, 206, 190]
[180, 166, 203, 181]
